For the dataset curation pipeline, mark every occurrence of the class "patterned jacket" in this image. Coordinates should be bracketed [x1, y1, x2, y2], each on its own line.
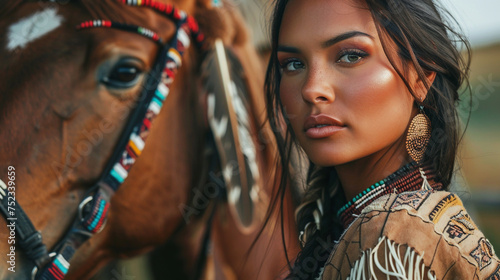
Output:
[320, 190, 499, 279]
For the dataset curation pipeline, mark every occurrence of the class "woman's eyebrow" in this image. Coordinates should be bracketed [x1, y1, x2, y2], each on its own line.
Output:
[322, 31, 373, 48]
[277, 31, 373, 53]
[277, 45, 300, 53]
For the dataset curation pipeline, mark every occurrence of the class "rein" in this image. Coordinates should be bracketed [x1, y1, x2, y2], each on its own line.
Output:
[0, 1, 206, 279]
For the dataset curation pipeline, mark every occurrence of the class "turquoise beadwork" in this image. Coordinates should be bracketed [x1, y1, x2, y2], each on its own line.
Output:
[336, 180, 387, 217]
[336, 163, 417, 218]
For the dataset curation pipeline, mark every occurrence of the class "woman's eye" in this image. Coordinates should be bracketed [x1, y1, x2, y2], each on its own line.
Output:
[281, 60, 305, 72]
[339, 54, 362, 63]
[337, 50, 368, 65]
[102, 64, 143, 89]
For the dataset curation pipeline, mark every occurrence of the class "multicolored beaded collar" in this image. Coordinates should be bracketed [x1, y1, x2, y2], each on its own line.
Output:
[337, 162, 442, 228]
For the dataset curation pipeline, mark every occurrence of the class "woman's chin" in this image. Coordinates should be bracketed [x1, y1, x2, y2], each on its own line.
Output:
[307, 152, 351, 168]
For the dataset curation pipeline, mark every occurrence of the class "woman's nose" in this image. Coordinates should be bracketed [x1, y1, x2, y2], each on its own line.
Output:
[301, 67, 335, 104]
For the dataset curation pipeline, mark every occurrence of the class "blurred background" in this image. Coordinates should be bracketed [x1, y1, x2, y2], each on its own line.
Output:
[439, 0, 500, 252]
[95, 0, 500, 278]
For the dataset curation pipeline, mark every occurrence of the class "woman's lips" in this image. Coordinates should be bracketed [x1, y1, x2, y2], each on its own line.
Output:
[304, 114, 345, 139]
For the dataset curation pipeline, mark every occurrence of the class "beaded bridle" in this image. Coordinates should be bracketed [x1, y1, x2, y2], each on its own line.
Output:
[0, 1, 206, 279]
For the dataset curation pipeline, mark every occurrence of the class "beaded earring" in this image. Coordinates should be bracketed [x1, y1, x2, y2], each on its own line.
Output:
[406, 102, 431, 163]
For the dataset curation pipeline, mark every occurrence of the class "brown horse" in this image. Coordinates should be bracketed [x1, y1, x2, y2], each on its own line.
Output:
[0, 0, 299, 279]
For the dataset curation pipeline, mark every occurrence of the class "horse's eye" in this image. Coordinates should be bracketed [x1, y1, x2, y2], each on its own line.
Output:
[102, 62, 143, 89]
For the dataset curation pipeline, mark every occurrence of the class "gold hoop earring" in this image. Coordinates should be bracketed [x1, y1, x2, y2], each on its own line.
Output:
[406, 105, 431, 163]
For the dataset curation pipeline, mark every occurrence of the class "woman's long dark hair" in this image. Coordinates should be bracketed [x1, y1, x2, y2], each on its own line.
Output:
[264, 0, 471, 278]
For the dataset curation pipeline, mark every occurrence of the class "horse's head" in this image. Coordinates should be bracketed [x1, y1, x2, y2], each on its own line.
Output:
[0, 0, 267, 278]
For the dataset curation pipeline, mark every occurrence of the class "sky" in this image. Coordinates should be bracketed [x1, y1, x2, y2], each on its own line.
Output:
[439, 0, 500, 47]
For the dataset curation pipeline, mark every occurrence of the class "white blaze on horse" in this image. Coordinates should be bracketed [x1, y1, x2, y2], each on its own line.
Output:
[0, 1, 299, 279]
[6, 6, 64, 51]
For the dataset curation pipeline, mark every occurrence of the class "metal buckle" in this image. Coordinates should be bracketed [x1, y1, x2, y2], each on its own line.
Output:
[77, 195, 107, 234]
[78, 196, 93, 222]
[31, 252, 56, 280]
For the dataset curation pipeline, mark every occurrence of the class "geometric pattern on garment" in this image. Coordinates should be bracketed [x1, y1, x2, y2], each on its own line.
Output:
[428, 193, 461, 224]
[470, 238, 496, 270]
[445, 210, 476, 240]
[390, 190, 431, 211]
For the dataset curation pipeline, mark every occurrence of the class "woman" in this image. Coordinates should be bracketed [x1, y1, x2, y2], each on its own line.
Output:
[264, 0, 500, 279]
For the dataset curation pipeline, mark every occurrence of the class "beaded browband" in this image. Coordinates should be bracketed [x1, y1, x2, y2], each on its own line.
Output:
[4, 1, 206, 279]
[78, 20, 162, 42]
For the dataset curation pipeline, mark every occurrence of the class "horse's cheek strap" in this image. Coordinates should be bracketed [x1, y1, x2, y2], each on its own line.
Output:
[0, 193, 51, 268]
[36, 186, 112, 280]
[19, 232, 51, 268]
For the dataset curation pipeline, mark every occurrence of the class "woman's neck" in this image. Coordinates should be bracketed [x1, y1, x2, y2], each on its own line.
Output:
[335, 160, 442, 228]
[335, 142, 411, 202]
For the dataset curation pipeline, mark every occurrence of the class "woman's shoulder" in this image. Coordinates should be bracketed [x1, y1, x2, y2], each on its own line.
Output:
[362, 189, 469, 224]
[321, 190, 500, 279]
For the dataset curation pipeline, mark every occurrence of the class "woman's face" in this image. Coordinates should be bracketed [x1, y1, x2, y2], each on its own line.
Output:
[278, 0, 417, 167]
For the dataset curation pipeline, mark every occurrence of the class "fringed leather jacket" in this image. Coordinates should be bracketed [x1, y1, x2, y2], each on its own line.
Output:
[319, 190, 499, 279]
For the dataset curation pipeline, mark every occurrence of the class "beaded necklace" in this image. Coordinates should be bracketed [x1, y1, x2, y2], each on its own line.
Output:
[337, 162, 442, 228]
